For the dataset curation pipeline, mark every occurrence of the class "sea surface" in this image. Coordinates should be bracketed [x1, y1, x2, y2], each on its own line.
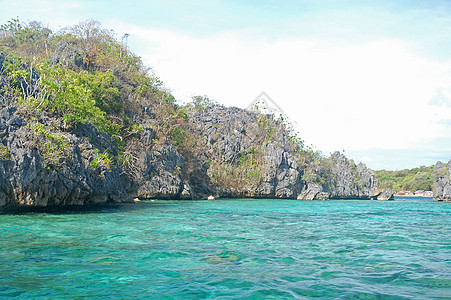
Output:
[0, 197, 450, 299]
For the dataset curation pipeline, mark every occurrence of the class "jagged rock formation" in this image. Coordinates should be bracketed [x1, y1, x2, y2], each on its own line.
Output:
[434, 160, 451, 202]
[375, 189, 395, 201]
[297, 184, 328, 200]
[0, 103, 380, 209]
[0, 20, 379, 210]
[0, 107, 128, 209]
[297, 152, 377, 200]
[0, 104, 380, 210]
[136, 143, 192, 199]
[186, 106, 303, 199]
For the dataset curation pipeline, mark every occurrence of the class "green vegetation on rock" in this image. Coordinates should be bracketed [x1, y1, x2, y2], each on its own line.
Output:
[0, 18, 179, 167]
[0, 144, 10, 160]
[0, 18, 380, 205]
[29, 121, 72, 167]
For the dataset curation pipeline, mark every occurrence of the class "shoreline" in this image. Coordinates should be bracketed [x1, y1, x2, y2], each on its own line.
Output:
[394, 194, 433, 198]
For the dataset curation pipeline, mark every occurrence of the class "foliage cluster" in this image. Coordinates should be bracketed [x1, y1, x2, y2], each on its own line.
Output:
[0, 144, 10, 160]
[186, 95, 217, 112]
[29, 122, 72, 167]
[207, 146, 265, 190]
[0, 18, 176, 170]
[89, 149, 113, 170]
[257, 114, 277, 143]
[374, 166, 434, 192]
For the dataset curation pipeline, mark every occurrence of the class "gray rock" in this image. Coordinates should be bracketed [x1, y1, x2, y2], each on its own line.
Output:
[0, 106, 129, 210]
[375, 189, 395, 201]
[301, 152, 377, 200]
[434, 160, 451, 202]
[297, 184, 327, 200]
[137, 143, 192, 199]
[189, 105, 303, 198]
[0, 102, 379, 209]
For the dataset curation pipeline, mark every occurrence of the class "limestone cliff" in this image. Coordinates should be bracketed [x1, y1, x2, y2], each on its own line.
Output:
[186, 105, 303, 198]
[434, 160, 451, 202]
[0, 103, 379, 209]
[0, 20, 379, 210]
[0, 107, 128, 209]
[297, 151, 377, 200]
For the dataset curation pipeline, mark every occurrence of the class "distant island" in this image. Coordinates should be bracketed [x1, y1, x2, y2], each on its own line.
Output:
[374, 167, 434, 197]
[375, 166, 433, 191]
[0, 19, 449, 210]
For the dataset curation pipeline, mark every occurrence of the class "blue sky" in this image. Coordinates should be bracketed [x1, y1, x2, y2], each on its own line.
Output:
[1, 0, 450, 170]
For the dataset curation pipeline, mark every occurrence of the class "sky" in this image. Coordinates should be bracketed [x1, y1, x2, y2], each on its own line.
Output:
[1, 0, 450, 170]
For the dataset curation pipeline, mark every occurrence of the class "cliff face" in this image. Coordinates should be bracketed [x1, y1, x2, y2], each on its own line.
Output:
[136, 142, 193, 199]
[0, 103, 378, 209]
[0, 20, 379, 210]
[186, 106, 303, 199]
[434, 160, 451, 202]
[297, 152, 377, 200]
[323, 153, 377, 199]
[0, 107, 128, 209]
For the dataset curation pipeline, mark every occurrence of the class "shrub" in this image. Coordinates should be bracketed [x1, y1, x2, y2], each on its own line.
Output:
[30, 122, 71, 167]
[0, 144, 10, 160]
[90, 150, 113, 170]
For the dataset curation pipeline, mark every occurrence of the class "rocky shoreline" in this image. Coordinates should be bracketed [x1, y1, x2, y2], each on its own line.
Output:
[0, 20, 447, 211]
[1, 100, 447, 210]
[0, 103, 382, 211]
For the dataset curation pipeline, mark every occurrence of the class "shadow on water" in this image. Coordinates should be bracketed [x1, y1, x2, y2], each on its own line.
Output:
[0, 199, 179, 215]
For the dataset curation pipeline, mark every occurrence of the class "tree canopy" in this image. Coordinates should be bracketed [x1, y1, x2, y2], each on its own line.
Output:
[374, 166, 434, 192]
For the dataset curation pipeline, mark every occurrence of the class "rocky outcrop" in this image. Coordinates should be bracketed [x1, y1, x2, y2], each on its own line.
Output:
[0, 107, 129, 210]
[327, 153, 377, 199]
[297, 184, 328, 200]
[0, 103, 379, 210]
[297, 152, 377, 200]
[137, 143, 192, 199]
[375, 189, 395, 201]
[188, 106, 303, 198]
[0, 21, 380, 210]
[189, 107, 376, 201]
[433, 160, 451, 202]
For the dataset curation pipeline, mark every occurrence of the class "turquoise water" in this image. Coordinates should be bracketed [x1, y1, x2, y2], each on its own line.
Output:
[0, 198, 450, 299]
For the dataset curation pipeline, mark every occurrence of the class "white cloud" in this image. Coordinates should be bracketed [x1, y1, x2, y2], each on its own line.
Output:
[118, 24, 451, 157]
[430, 87, 451, 107]
[1, 1, 449, 169]
[359, 156, 373, 164]
[0, 0, 85, 27]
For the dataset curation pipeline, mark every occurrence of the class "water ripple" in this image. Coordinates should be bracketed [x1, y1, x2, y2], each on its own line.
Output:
[0, 199, 450, 298]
